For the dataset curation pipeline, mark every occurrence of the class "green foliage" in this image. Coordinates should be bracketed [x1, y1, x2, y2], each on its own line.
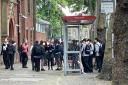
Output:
[36, 0, 63, 38]
[91, 0, 96, 12]
[36, 0, 96, 38]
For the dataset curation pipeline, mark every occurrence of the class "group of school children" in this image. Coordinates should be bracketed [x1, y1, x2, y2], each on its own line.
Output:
[1, 38, 104, 74]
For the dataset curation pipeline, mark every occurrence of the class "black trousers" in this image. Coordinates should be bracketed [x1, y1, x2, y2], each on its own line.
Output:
[47, 53, 54, 69]
[55, 53, 62, 68]
[83, 56, 92, 73]
[31, 56, 35, 70]
[21, 52, 28, 67]
[96, 56, 103, 71]
[81, 56, 85, 68]
[8, 54, 14, 68]
[3, 52, 10, 68]
[88, 55, 93, 72]
[34, 58, 40, 71]
[19, 52, 22, 63]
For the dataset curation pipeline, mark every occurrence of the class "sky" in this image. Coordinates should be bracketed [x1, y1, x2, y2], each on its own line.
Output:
[58, 4, 89, 16]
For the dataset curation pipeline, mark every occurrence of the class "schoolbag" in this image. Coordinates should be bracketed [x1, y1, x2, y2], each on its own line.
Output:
[34, 44, 42, 55]
[7, 44, 15, 54]
[98, 44, 103, 55]
[84, 44, 91, 54]
[55, 44, 61, 53]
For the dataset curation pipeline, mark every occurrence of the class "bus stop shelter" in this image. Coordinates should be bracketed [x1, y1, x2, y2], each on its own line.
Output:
[62, 16, 96, 75]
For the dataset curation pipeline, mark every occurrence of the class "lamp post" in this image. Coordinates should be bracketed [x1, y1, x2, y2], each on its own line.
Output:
[17, 0, 20, 48]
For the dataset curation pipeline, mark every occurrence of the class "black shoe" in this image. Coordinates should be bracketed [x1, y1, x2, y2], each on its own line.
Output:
[32, 68, 35, 71]
[48, 67, 50, 70]
[51, 67, 53, 70]
[23, 66, 28, 68]
[56, 68, 62, 71]
[5, 67, 9, 69]
[56, 68, 59, 70]
[10, 68, 14, 70]
[36, 69, 40, 72]
[98, 69, 101, 73]
[41, 69, 45, 71]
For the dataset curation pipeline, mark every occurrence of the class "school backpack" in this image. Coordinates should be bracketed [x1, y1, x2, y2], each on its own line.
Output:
[33, 44, 42, 56]
[55, 44, 61, 53]
[84, 44, 91, 54]
[7, 44, 15, 54]
[98, 44, 103, 56]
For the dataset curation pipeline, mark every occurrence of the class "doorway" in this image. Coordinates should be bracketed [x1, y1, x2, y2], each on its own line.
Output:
[9, 18, 14, 40]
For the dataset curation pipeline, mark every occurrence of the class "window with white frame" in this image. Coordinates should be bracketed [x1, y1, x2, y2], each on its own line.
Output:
[36, 23, 46, 32]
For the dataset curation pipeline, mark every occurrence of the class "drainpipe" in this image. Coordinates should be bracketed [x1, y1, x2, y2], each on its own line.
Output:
[17, 0, 20, 48]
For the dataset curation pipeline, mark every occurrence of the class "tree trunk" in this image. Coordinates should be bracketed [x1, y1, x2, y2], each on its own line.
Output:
[95, 0, 106, 42]
[98, 14, 114, 80]
[95, 0, 100, 38]
[112, 2, 128, 85]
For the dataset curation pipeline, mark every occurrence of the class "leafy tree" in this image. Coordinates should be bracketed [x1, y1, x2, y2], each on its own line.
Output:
[36, 0, 66, 38]
[36, 0, 96, 38]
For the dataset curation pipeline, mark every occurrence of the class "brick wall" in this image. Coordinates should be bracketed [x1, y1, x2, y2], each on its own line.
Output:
[20, 0, 33, 44]
[19, 0, 34, 57]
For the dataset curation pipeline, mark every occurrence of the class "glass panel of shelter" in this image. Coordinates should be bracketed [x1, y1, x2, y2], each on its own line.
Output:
[64, 25, 81, 75]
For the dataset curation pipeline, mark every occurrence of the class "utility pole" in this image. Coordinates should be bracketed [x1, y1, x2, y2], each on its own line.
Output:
[33, 0, 36, 42]
[17, 0, 20, 48]
[47, 0, 51, 39]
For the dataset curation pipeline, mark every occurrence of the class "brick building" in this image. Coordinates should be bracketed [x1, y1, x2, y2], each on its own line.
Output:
[36, 18, 50, 41]
[1, 0, 35, 47]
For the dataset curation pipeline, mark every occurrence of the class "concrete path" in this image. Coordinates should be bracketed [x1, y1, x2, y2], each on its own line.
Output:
[0, 62, 111, 85]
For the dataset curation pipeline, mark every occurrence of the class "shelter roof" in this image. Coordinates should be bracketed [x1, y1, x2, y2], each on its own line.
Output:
[62, 16, 96, 25]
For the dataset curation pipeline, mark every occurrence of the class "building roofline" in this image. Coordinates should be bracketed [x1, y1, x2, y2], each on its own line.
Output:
[36, 18, 50, 25]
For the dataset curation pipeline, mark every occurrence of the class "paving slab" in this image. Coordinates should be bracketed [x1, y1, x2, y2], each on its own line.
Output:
[0, 62, 111, 85]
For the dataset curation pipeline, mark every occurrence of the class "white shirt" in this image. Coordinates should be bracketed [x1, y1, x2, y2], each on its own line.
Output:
[3, 42, 8, 51]
[30, 45, 33, 54]
[90, 42, 94, 55]
[95, 42, 102, 56]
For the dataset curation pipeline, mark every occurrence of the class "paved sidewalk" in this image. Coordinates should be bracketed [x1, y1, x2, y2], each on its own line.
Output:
[0, 62, 111, 85]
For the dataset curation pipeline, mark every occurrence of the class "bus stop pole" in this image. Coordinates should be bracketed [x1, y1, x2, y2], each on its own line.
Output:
[78, 25, 82, 74]
[64, 24, 67, 76]
[78, 25, 80, 42]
